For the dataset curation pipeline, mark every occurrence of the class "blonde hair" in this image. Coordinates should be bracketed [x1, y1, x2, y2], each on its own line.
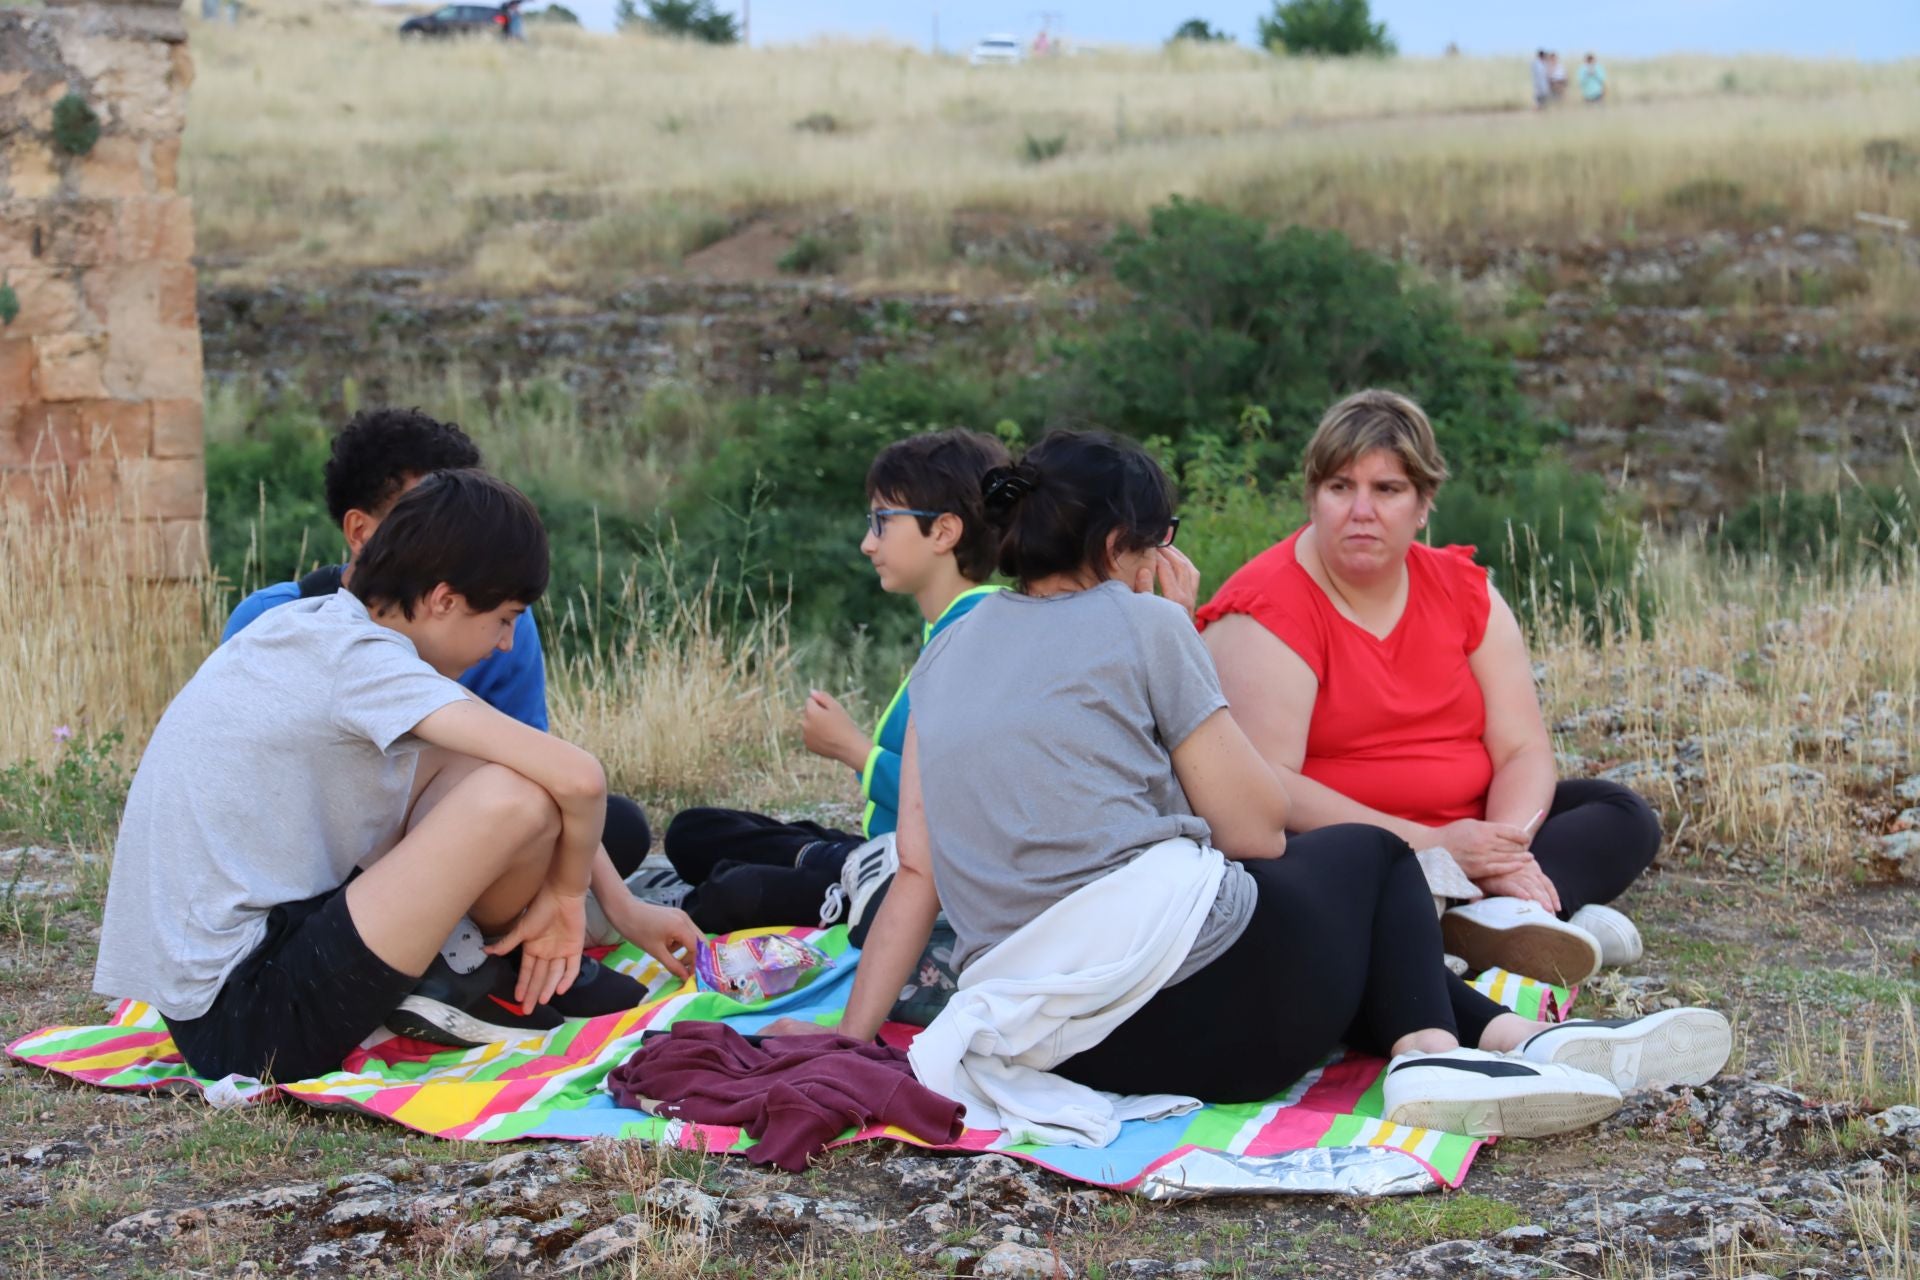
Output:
[1302, 389, 1449, 499]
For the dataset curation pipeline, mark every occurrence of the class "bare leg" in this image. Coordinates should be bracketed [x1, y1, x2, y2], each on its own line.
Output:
[1390, 1029, 1461, 1056]
[1479, 1012, 1554, 1053]
[345, 750, 561, 978]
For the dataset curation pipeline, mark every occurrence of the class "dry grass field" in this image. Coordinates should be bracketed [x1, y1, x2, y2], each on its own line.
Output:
[180, 0, 1920, 289]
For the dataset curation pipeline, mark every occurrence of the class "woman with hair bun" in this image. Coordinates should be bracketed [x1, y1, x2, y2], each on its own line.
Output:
[765, 429, 1726, 1142]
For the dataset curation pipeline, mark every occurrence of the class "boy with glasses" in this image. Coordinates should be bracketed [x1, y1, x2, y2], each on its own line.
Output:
[661, 430, 1011, 936]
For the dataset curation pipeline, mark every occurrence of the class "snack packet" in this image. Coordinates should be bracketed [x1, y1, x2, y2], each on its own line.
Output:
[695, 934, 827, 1004]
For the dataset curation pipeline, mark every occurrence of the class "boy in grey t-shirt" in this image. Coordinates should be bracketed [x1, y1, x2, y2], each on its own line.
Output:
[93, 470, 699, 1081]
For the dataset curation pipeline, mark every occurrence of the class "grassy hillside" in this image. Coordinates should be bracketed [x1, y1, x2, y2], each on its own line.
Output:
[180, 0, 1920, 289]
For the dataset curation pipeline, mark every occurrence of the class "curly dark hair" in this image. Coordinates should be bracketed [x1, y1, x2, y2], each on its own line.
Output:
[322, 408, 483, 526]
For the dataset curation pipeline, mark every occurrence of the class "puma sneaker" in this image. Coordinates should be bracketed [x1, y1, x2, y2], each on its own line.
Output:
[1568, 903, 1644, 968]
[1442, 897, 1604, 986]
[1382, 1048, 1623, 1138]
[1518, 1007, 1731, 1092]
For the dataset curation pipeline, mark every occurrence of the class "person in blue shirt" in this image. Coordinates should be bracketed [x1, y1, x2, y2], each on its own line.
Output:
[662, 429, 1011, 934]
[221, 408, 661, 953]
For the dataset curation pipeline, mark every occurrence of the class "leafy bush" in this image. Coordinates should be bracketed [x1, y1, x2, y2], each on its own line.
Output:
[1258, 0, 1394, 56]
[616, 0, 738, 43]
[779, 231, 853, 275]
[667, 362, 1014, 635]
[1170, 18, 1231, 43]
[1059, 198, 1552, 487]
[1022, 132, 1068, 164]
[1719, 480, 1920, 574]
[51, 93, 101, 157]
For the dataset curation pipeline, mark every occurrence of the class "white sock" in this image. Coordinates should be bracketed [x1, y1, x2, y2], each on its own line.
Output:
[438, 917, 488, 975]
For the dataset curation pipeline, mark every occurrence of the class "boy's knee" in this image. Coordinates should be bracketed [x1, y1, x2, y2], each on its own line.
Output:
[466, 763, 562, 850]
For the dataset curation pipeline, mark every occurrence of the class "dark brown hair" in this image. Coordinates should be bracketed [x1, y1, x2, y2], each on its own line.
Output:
[349, 469, 549, 619]
[984, 430, 1176, 588]
[865, 429, 1012, 583]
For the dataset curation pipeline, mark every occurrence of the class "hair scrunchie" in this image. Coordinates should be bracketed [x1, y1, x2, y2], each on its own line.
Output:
[981, 464, 1038, 516]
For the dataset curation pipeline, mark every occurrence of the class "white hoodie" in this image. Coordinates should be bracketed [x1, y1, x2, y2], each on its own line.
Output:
[907, 837, 1227, 1147]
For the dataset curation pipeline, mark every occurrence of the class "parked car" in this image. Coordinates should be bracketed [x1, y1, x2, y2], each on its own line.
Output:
[398, 4, 500, 38]
[968, 35, 1023, 66]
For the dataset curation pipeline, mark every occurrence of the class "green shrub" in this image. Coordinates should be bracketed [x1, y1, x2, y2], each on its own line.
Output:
[51, 92, 101, 157]
[1022, 132, 1068, 164]
[1059, 199, 1553, 488]
[667, 362, 1014, 635]
[779, 231, 850, 275]
[1258, 0, 1395, 56]
[1719, 480, 1920, 573]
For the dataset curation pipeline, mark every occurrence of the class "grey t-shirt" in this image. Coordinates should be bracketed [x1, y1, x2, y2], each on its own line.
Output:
[93, 592, 472, 1020]
[909, 580, 1257, 981]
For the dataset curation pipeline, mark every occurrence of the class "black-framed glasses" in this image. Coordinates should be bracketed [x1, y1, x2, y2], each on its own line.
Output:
[865, 507, 942, 539]
[1156, 516, 1181, 549]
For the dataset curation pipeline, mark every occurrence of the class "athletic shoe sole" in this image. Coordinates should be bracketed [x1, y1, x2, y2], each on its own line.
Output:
[1441, 912, 1602, 987]
[1385, 1085, 1622, 1139]
[386, 996, 558, 1049]
[1526, 1008, 1732, 1091]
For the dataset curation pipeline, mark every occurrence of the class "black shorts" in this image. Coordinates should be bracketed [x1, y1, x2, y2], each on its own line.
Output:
[165, 883, 414, 1083]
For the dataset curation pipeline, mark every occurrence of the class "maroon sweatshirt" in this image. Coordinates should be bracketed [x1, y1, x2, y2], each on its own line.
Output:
[605, 1021, 965, 1172]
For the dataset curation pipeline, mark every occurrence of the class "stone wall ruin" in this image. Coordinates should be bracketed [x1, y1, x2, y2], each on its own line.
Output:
[1, 0, 203, 576]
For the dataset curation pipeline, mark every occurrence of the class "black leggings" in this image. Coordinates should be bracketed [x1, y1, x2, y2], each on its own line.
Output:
[1053, 825, 1509, 1103]
[1533, 779, 1662, 918]
[602, 794, 652, 879]
[663, 808, 863, 934]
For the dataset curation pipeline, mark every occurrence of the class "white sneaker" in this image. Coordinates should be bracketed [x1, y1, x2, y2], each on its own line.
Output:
[1382, 1047, 1623, 1138]
[1441, 897, 1603, 986]
[1568, 903, 1644, 968]
[583, 866, 692, 947]
[1443, 953, 1471, 977]
[1518, 1007, 1731, 1092]
[837, 834, 898, 943]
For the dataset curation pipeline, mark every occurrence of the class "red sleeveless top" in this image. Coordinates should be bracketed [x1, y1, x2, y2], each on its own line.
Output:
[1196, 529, 1495, 828]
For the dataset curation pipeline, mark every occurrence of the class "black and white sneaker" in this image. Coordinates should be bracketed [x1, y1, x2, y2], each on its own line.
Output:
[386, 954, 564, 1049]
[1518, 1007, 1731, 1091]
[1381, 1047, 1622, 1138]
[834, 834, 898, 948]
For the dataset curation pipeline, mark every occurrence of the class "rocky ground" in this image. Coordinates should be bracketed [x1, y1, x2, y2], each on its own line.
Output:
[196, 222, 1919, 527]
[4, 815, 1920, 1279]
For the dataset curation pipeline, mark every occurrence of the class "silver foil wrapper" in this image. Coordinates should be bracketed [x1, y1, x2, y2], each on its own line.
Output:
[1132, 1145, 1439, 1201]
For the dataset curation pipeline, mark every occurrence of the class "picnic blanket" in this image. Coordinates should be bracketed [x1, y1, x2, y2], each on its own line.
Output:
[7, 926, 1568, 1201]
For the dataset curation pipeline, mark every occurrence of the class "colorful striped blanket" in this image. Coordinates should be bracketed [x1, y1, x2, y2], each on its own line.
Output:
[7, 926, 1566, 1199]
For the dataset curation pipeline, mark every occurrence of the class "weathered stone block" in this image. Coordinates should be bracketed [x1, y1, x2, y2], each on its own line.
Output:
[149, 135, 179, 190]
[33, 331, 108, 401]
[3, 136, 61, 200]
[67, 457, 122, 512]
[120, 456, 202, 519]
[110, 324, 200, 400]
[0, 199, 120, 267]
[0, 465, 66, 512]
[0, 338, 35, 410]
[6, 267, 86, 333]
[60, 399, 152, 458]
[10, 403, 90, 465]
[74, 134, 147, 198]
[149, 398, 202, 458]
[115, 196, 194, 261]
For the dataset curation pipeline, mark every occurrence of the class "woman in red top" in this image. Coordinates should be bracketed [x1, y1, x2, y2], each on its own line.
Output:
[1197, 390, 1660, 985]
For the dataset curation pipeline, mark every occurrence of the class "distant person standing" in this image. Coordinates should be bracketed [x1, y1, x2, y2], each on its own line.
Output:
[1579, 53, 1608, 104]
[1531, 50, 1552, 109]
[1547, 51, 1569, 101]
